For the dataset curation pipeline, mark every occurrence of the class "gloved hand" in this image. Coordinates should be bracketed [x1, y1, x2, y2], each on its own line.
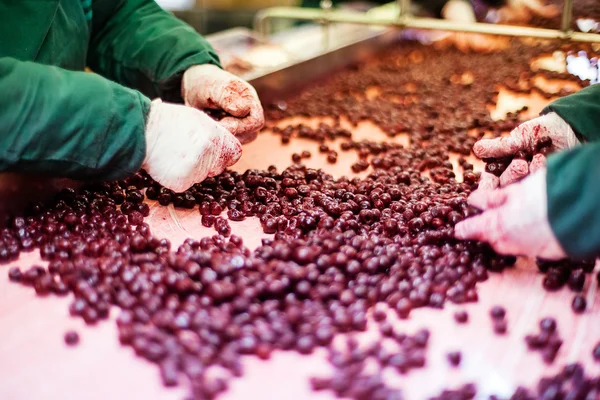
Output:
[473, 112, 580, 190]
[182, 64, 264, 144]
[441, 0, 508, 53]
[455, 169, 566, 260]
[496, 0, 560, 23]
[143, 99, 242, 193]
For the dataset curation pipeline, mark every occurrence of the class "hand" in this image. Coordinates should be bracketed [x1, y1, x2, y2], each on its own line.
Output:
[441, 0, 508, 53]
[473, 112, 579, 190]
[143, 99, 242, 193]
[497, 0, 560, 23]
[182, 64, 264, 144]
[455, 169, 566, 260]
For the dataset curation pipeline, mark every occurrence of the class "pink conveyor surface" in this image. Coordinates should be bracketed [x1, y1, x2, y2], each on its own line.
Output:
[0, 89, 598, 400]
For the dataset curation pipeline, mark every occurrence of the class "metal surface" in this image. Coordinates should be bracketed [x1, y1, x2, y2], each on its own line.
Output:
[253, 6, 600, 43]
[173, 9, 256, 35]
[248, 29, 398, 102]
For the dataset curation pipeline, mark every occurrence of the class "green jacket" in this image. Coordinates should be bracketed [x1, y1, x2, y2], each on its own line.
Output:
[0, 0, 220, 181]
[544, 84, 600, 259]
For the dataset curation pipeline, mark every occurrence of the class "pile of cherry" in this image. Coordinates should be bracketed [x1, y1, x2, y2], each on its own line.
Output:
[2, 39, 600, 399]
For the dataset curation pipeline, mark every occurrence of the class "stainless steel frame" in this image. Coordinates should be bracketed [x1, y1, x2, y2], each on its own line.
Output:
[254, 0, 600, 44]
[248, 29, 398, 102]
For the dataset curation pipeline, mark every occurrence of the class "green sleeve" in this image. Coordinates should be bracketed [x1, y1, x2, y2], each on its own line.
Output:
[543, 85, 600, 142]
[546, 142, 600, 259]
[0, 57, 149, 181]
[89, 0, 221, 103]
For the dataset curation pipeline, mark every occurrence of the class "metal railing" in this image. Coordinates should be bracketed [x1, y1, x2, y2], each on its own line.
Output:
[254, 0, 600, 48]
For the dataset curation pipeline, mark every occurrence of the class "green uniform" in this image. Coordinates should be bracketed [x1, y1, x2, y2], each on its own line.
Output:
[0, 0, 220, 181]
[544, 84, 600, 259]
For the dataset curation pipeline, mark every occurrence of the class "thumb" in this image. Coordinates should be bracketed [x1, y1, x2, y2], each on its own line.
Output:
[207, 131, 242, 177]
[529, 153, 547, 173]
[454, 210, 500, 242]
[220, 132, 243, 168]
[217, 82, 254, 118]
[468, 186, 509, 210]
[477, 171, 500, 191]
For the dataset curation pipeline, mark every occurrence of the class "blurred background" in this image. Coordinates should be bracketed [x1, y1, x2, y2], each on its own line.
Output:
[156, 0, 302, 35]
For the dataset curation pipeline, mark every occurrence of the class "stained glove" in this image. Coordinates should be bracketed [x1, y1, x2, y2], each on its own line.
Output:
[455, 169, 566, 260]
[473, 112, 580, 190]
[497, 0, 560, 23]
[143, 99, 242, 193]
[182, 64, 264, 144]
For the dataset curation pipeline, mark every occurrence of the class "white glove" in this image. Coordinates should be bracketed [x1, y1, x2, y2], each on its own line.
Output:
[455, 169, 566, 260]
[474, 112, 580, 190]
[182, 64, 264, 144]
[497, 0, 559, 23]
[142, 99, 242, 193]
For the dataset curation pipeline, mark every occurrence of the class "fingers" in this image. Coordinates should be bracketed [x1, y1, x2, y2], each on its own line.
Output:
[219, 133, 243, 169]
[473, 134, 523, 158]
[473, 117, 549, 158]
[454, 210, 501, 242]
[207, 132, 242, 178]
[499, 158, 529, 187]
[218, 81, 254, 117]
[477, 171, 500, 191]
[454, 209, 520, 256]
[234, 130, 258, 145]
[529, 153, 547, 173]
[218, 102, 265, 140]
[468, 186, 509, 210]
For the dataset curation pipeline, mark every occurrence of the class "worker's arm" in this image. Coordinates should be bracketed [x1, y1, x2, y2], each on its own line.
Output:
[88, 0, 220, 102]
[543, 84, 600, 143]
[89, 0, 264, 142]
[546, 142, 600, 259]
[0, 57, 148, 181]
[454, 143, 600, 260]
[0, 57, 242, 191]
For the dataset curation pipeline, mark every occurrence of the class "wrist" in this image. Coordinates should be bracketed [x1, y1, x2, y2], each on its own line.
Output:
[543, 112, 581, 148]
[143, 99, 164, 166]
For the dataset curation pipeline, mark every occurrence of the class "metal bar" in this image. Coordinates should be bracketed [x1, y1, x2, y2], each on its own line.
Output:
[253, 7, 600, 43]
[561, 0, 574, 33]
[320, 0, 332, 52]
[398, 0, 411, 19]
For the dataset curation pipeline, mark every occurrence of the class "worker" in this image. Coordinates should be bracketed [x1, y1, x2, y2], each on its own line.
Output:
[454, 84, 600, 260]
[301, 0, 559, 51]
[0, 0, 264, 193]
